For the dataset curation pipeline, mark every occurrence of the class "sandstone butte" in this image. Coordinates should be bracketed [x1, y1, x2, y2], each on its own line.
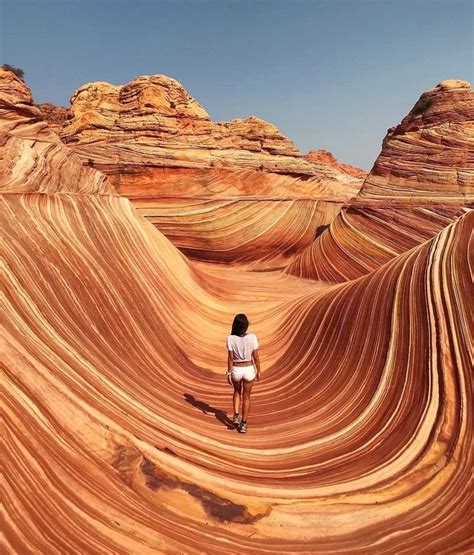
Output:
[286, 79, 474, 280]
[44, 74, 365, 266]
[2, 66, 473, 554]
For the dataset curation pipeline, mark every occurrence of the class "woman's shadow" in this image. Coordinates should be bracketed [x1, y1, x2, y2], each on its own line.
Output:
[183, 394, 235, 430]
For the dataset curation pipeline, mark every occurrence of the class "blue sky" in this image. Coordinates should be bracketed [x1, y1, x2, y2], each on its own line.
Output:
[1, 0, 472, 169]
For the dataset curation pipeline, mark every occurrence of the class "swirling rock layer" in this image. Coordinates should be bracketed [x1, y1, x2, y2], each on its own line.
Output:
[116, 166, 357, 266]
[2, 69, 473, 553]
[286, 80, 473, 281]
[361, 79, 473, 201]
[56, 74, 363, 266]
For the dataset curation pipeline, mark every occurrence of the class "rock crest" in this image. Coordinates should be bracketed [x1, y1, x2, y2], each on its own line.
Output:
[59, 74, 362, 181]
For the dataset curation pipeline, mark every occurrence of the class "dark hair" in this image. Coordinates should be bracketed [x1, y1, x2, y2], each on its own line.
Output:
[231, 313, 249, 337]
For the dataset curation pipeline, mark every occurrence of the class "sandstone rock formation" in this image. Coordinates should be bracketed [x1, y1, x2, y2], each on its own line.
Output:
[57, 74, 363, 266]
[286, 79, 473, 281]
[60, 74, 355, 177]
[0, 70, 111, 195]
[2, 69, 473, 553]
[304, 148, 367, 177]
[37, 102, 69, 133]
[360, 79, 473, 201]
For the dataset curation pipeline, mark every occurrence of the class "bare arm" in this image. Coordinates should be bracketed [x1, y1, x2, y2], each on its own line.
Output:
[252, 349, 261, 379]
[227, 351, 234, 374]
[226, 351, 234, 384]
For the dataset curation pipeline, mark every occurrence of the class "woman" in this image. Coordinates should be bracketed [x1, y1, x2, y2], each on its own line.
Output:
[226, 313, 260, 433]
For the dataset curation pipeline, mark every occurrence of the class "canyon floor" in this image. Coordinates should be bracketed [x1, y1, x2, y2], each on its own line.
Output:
[2, 70, 473, 553]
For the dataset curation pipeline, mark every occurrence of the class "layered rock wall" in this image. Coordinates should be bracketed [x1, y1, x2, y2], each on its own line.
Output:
[304, 149, 367, 178]
[61, 75, 344, 174]
[2, 69, 473, 552]
[286, 80, 473, 281]
[360, 79, 473, 201]
[0, 69, 112, 195]
[56, 74, 364, 266]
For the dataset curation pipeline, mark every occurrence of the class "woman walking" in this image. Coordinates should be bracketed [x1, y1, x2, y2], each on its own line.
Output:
[226, 314, 260, 433]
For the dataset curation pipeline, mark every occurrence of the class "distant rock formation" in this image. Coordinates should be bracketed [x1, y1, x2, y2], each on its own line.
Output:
[286, 79, 473, 281]
[59, 74, 363, 181]
[37, 102, 69, 133]
[304, 149, 367, 177]
[0, 67, 31, 103]
[61, 76, 301, 165]
[54, 74, 365, 266]
[360, 79, 473, 200]
[0, 69, 112, 195]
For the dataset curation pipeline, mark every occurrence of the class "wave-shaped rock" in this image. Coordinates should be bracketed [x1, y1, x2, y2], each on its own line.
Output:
[286, 80, 473, 281]
[56, 74, 363, 266]
[361, 79, 473, 200]
[2, 69, 473, 553]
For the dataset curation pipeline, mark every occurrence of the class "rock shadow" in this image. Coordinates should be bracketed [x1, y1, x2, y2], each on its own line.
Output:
[183, 393, 235, 430]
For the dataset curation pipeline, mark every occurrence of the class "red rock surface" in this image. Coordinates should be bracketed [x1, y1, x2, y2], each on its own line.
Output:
[2, 69, 473, 553]
[286, 80, 473, 281]
[0, 70, 111, 195]
[37, 102, 69, 133]
[360, 79, 473, 200]
[56, 74, 363, 266]
[60, 74, 345, 174]
[304, 149, 367, 177]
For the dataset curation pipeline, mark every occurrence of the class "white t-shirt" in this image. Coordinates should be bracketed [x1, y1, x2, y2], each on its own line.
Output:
[226, 333, 259, 363]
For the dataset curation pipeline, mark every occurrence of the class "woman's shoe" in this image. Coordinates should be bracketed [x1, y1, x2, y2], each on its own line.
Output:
[239, 421, 248, 433]
[232, 413, 241, 426]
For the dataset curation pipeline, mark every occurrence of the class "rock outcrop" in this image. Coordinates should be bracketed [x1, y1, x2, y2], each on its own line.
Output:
[2, 69, 473, 553]
[304, 149, 367, 177]
[286, 80, 473, 281]
[55, 74, 364, 266]
[37, 102, 69, 133]
[0, 69, 112, 195]
[360, 79, 473, 201]
[60, 74, 356, 177]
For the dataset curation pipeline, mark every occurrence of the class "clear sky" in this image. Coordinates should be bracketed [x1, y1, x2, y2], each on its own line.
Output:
[1, 0, 472, 169]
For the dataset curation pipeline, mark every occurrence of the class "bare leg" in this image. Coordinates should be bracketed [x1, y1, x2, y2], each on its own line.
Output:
[232, 379, 242, 414]
[241, 379, 255, 421]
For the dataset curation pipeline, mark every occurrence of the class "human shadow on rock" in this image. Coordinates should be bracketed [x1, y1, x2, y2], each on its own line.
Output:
[183, 393, 235, 430]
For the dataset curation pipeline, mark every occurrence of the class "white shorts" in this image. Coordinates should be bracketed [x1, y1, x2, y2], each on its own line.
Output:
[231, 365, 256, 382]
